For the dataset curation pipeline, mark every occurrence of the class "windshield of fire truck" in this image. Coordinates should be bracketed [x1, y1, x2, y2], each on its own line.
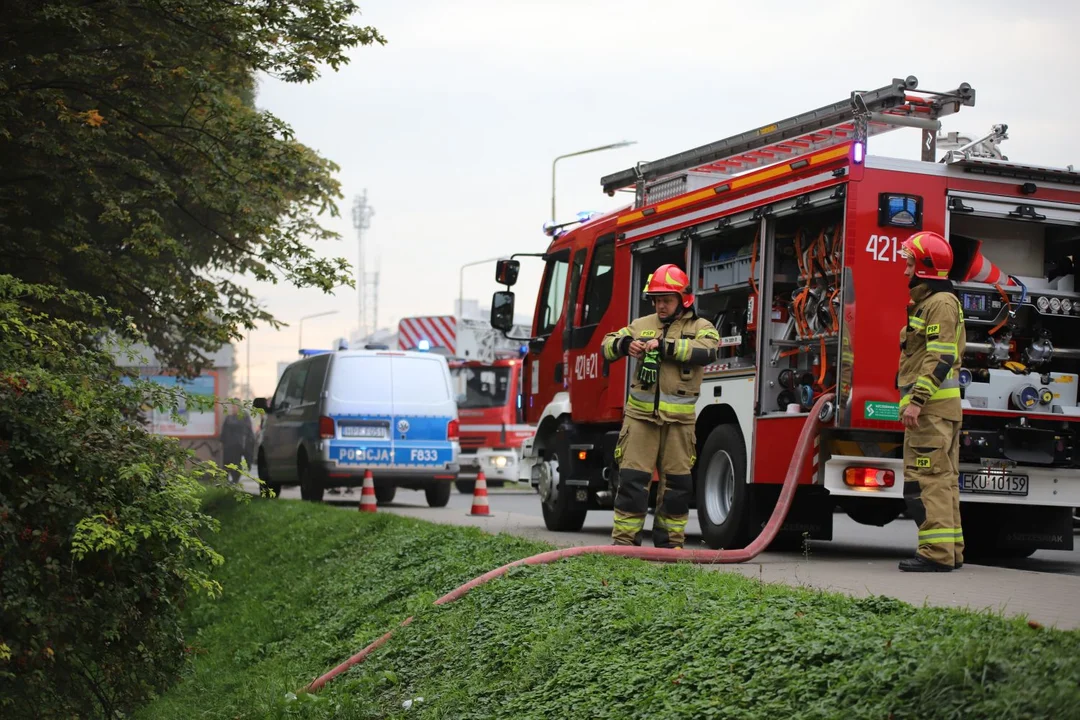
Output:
[451, 366, 511, 409]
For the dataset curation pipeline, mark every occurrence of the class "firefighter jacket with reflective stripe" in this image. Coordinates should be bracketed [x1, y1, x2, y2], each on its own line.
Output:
[897, 284, 966, 421]
[602, 311, 720, 425]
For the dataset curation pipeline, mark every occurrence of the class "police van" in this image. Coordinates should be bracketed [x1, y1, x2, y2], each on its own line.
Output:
[253, 346, 460, 506]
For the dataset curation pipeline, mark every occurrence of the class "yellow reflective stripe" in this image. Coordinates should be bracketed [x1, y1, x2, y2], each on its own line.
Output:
[655, 516, 689, 531]
[919, 536, 958, 544]
[660, 392, 696, 406]
[926, 341, 957, 354]
[899, 394, 911, 409]
[915, 377, 939, 393]
[677, 339, 691, 362]
[603, 340, 620, 361]
[696, 328, 720, 340]
[627, 393, 654, 413]
[930, 387, 960, 401]
[919, 528, 962, 538]
[659, 401, 697, 415]
[613, 516, 645, 531]
[908, 316, 926, 329]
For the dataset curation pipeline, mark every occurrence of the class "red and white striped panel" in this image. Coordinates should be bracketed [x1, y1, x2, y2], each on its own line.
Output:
[398, 316, 457, 354]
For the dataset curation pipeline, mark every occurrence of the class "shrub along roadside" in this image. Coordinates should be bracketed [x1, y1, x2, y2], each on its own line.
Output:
[141, 496, 1080, 720]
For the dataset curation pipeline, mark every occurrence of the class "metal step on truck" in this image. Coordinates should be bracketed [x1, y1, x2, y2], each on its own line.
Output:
[489, 75, 1080, 557]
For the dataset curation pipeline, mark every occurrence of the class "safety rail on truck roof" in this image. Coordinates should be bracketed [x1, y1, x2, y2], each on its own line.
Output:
[601, 75, 975, 208]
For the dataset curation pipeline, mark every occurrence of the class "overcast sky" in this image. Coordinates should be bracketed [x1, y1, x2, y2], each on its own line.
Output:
[236, 0, 1080, 397]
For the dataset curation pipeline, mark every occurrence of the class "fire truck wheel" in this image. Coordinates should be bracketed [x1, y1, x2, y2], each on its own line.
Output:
[539, 438, 587, 532]
[425, 481, 452, 507]
[455, 480, 476, 494]
[375, 485, 396, 505]
[696, 424, 752, 549]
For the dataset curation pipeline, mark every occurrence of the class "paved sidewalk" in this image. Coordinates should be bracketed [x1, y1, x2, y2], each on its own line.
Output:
[240, 481, 1080, 630]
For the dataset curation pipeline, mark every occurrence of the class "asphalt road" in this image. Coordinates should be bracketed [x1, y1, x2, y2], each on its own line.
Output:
[312, 482, 1080, 576]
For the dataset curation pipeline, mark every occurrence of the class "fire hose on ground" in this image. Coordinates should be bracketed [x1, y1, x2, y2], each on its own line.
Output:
[302, 393, 836, 694]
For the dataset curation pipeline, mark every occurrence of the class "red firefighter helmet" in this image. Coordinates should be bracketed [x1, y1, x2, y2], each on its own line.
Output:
[644, 264, 694, 309]
[901, 231, 953, 280]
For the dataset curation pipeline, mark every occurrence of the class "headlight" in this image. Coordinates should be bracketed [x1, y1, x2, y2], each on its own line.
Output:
[1050, 297, 1062, 313]
[1037, 296, 1050, 312]
[492, 456, 508, 469]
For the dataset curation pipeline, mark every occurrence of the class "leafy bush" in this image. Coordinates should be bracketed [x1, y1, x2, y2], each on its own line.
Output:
[0, 276, 234, 717]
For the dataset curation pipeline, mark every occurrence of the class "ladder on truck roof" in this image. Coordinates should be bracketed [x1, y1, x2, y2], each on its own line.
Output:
[601, 75, 975, 208]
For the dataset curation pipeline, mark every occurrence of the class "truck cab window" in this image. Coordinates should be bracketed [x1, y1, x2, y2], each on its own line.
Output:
[582, 242, 615, 326]
[536, 254, 570, 336]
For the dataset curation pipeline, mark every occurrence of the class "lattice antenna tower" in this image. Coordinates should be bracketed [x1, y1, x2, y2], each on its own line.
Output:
[352, 190, 376, 341]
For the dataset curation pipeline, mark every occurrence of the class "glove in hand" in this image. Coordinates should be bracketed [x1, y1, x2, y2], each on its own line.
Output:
[637, 349, 660, 387]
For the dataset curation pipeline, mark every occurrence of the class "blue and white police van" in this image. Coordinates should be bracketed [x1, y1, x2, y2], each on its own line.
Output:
[254, 345, 460, 506]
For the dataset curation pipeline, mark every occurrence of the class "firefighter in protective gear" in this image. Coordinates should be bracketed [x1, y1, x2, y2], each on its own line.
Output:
[897, 231, 966, 572]
[602, 264, 720, 548]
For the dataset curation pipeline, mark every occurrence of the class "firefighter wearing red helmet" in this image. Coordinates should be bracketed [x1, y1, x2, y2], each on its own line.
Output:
[601, 264, 720, 548]
[897, 231, 966, 572]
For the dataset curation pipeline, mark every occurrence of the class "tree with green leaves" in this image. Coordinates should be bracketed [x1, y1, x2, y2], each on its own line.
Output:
[0, 0, 385, 373]
[0, 2, 385, 715]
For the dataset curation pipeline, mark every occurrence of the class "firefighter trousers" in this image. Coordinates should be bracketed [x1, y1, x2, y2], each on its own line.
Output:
[903, 414, 965, 567]
[612, 417, 696, 548]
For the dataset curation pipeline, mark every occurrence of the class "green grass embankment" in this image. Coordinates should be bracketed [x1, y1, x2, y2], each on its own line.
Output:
[140, 495, 1080, 720]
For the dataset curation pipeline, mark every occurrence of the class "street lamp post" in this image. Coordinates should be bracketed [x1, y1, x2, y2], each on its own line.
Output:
[551, 140, 636, 223]
[459, 256, 507, 325]
[298, 310, 339, 353]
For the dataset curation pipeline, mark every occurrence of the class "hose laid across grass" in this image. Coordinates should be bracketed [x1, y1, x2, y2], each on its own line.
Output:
[303, 393, 835, 693]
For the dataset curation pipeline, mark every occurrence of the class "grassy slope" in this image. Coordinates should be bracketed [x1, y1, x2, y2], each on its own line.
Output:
[140, 496, 1080, 720]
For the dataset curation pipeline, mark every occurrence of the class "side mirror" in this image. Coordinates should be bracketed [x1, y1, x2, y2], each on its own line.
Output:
[253, 397, 269, 411]
[495, 259, 520, 287]
[490, 291, 516, 332]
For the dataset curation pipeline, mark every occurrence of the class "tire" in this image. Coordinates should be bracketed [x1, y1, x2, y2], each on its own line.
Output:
[298, 456, 324, 503]
[257, 450, 282, 499]
[425, 481, 452, 507]
[696, 424, 753, 549]
[540, 426, 588, 532]
[455, 479, 476, 495]
[375, 485, 396, 505]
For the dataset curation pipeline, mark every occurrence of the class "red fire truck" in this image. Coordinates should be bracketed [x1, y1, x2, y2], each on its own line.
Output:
[398, 316, 534, 492]
[490, 75, 1080, 556]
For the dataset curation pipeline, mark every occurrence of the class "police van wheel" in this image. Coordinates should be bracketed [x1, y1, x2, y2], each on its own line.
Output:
[375, 485, 396, 505]
[455, 480, 476, 495]
[426, 481, 452, 507]
[298, 457, 324, 503]
[257, 450, 282, 499]
[696, 424, 752, 549]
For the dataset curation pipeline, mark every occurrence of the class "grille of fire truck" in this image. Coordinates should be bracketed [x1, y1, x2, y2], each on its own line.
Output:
[600, 75, 975, 208]
[460, 437, 485, 450]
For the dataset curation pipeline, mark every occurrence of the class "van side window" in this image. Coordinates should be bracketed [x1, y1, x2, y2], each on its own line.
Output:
[582, 241, 615, 326]
[536, 253, 570, 336]
[302, 354, 330, 404]
[271, 368, 291, 410]
[285, 364, 309, 407]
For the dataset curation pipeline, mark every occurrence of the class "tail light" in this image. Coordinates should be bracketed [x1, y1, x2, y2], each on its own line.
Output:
[447, 419, 459, 441]
[319, 416, 335, 439]
[844, 467, 895, 488]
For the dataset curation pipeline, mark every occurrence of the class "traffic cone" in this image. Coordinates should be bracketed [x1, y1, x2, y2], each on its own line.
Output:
[468, 471, 494, 517]
[358, 470, 377, 513]
[962, 244, 1016, 286]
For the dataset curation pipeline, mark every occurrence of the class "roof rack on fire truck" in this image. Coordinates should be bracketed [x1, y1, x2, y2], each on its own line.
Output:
[601, 75, 975, 208]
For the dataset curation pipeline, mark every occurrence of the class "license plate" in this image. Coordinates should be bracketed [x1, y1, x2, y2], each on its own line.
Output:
[960, 472, 1029, 496]
[341, 425, 386, 439]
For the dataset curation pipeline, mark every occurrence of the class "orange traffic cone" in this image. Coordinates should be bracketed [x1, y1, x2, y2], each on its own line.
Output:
[358, 470, 377, 513]
[963, 246, 1016, 286]
[468, 471, 494, 517]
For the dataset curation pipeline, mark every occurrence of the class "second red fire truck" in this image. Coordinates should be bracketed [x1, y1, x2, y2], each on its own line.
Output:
[491, 75, 1080, 556]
